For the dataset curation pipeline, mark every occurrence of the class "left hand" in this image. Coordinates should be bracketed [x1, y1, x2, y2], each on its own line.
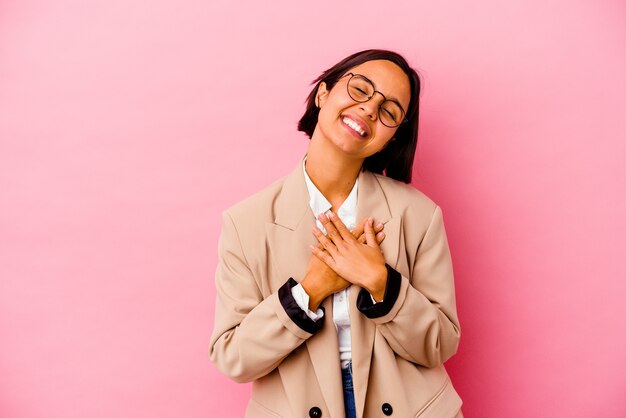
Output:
[310, 211, 388, 299]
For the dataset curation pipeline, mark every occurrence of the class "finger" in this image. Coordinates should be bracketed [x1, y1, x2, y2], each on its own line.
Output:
[357, 223, 383, 243]
[375, 231, 385, 245]
[317, 213, 343, 244]
[364, 217, 379, 248]
[358, 217, 383, 231]
[361, 234, 382, 245]
[327, 211, 355, 242]
[311, 241, 324, 251]
[351, 222, 365, 240]
[356, 219, 383, 236]
[310, 244, 335, 267]
[312, 226, 338, 256]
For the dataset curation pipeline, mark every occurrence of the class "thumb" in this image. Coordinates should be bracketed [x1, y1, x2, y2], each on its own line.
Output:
[364, 217, 379, 248]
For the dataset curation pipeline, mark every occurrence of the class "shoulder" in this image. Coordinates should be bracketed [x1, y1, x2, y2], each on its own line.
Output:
[370, 172, 439, 216]
[220, 173, 286, 231]
[371, 173, 447, 255]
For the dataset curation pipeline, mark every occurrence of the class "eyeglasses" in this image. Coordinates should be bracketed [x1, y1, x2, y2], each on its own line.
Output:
[340, 72, 408, 128]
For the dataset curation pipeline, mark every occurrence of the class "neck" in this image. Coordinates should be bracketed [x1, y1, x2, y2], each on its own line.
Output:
[305, 136, 363, 203]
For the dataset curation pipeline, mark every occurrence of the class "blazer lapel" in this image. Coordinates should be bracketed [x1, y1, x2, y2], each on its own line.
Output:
[266, 155, 344, 417]
[351, 168, 401, 418]
[265, 155, 315, 290]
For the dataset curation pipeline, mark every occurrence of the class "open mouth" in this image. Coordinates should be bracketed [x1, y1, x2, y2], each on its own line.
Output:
[341, 116, 369, 139]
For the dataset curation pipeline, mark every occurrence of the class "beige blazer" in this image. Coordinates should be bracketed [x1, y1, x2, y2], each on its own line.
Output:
[209, 154, 463, 418]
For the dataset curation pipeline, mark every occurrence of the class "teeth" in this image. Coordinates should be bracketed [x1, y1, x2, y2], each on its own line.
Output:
[342, 117, 366, 137]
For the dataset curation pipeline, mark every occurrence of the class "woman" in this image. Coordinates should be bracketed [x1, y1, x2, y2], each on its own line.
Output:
[209, 49, 463, 418]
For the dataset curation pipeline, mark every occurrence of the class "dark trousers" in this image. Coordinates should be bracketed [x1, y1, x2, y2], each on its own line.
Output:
[342, 362, 356, 418]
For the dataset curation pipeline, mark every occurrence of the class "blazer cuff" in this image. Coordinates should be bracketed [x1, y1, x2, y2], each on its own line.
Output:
[356, 264, 401, 318]
[291, 283, 325, 320]
[278, 277, 325, 334]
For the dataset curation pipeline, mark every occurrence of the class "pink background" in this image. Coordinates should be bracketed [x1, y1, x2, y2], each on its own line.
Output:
[1, 0, 625, 417]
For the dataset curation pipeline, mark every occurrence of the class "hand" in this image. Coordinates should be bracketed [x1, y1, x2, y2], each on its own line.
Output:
[310, 217, 386, 252]
[311, 211, 388, 300]
[302, 246, 350, 310]
[303, 217, 386, 310]
[354, 218, 386, 247]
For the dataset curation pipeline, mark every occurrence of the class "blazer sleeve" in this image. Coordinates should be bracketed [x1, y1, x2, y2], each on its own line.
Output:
[209, 210, 324, 383]
[356, 205, 461, 368]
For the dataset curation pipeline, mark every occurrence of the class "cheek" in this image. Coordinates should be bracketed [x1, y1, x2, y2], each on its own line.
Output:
[317, 107, 332, 128]
[322, 92, 353, 115]
[374, 132, 396, 149]
[318, 101, 343, 126]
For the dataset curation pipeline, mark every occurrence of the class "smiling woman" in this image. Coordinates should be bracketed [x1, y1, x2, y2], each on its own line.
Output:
[308, 59, 412, 180]
[209, 49, 464, 418]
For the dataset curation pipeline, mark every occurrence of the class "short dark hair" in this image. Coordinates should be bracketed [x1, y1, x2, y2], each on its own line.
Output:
[297, 49, 422, 184]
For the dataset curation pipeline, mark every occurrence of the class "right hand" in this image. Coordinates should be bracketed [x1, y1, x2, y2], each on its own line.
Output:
[302, 218, 386, 310]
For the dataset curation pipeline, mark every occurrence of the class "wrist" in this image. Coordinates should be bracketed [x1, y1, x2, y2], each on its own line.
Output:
[301, 272, 330, 310]
[366, 264, 388, 302]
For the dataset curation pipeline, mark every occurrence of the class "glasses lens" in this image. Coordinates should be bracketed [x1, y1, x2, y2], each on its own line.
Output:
[380, 101, 404, 127]
[348, 75, 404, 128]
[347, 76, 374, 102]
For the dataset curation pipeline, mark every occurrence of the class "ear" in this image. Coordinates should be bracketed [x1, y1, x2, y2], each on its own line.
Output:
[316, 81, 329, 108]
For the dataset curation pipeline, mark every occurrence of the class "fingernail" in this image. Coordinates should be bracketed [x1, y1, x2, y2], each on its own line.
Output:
[376, 223, 383, 228]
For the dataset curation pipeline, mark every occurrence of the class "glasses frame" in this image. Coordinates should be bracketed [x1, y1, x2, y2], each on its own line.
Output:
[340, 72, 408, 128]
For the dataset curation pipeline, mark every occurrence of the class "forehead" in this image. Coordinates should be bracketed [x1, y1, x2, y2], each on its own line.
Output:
[346, 60, 411, 110]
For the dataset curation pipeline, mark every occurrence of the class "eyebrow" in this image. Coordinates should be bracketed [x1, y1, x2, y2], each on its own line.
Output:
[360, 74, 406, 113]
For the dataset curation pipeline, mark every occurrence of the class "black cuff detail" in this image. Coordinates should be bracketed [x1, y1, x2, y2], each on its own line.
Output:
[278, 277, 325, 334]
[356, 264, 402, 318]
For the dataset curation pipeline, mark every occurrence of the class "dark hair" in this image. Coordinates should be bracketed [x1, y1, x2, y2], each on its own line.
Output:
[297, 49, 422, 184]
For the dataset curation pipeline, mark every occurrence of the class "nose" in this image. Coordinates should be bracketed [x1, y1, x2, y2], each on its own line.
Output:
[359, 93, 385, 121]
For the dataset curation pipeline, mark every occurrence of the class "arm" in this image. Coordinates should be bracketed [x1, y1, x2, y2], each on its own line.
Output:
[208, 211, 323, 383]
[356, 205, 461, 368]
